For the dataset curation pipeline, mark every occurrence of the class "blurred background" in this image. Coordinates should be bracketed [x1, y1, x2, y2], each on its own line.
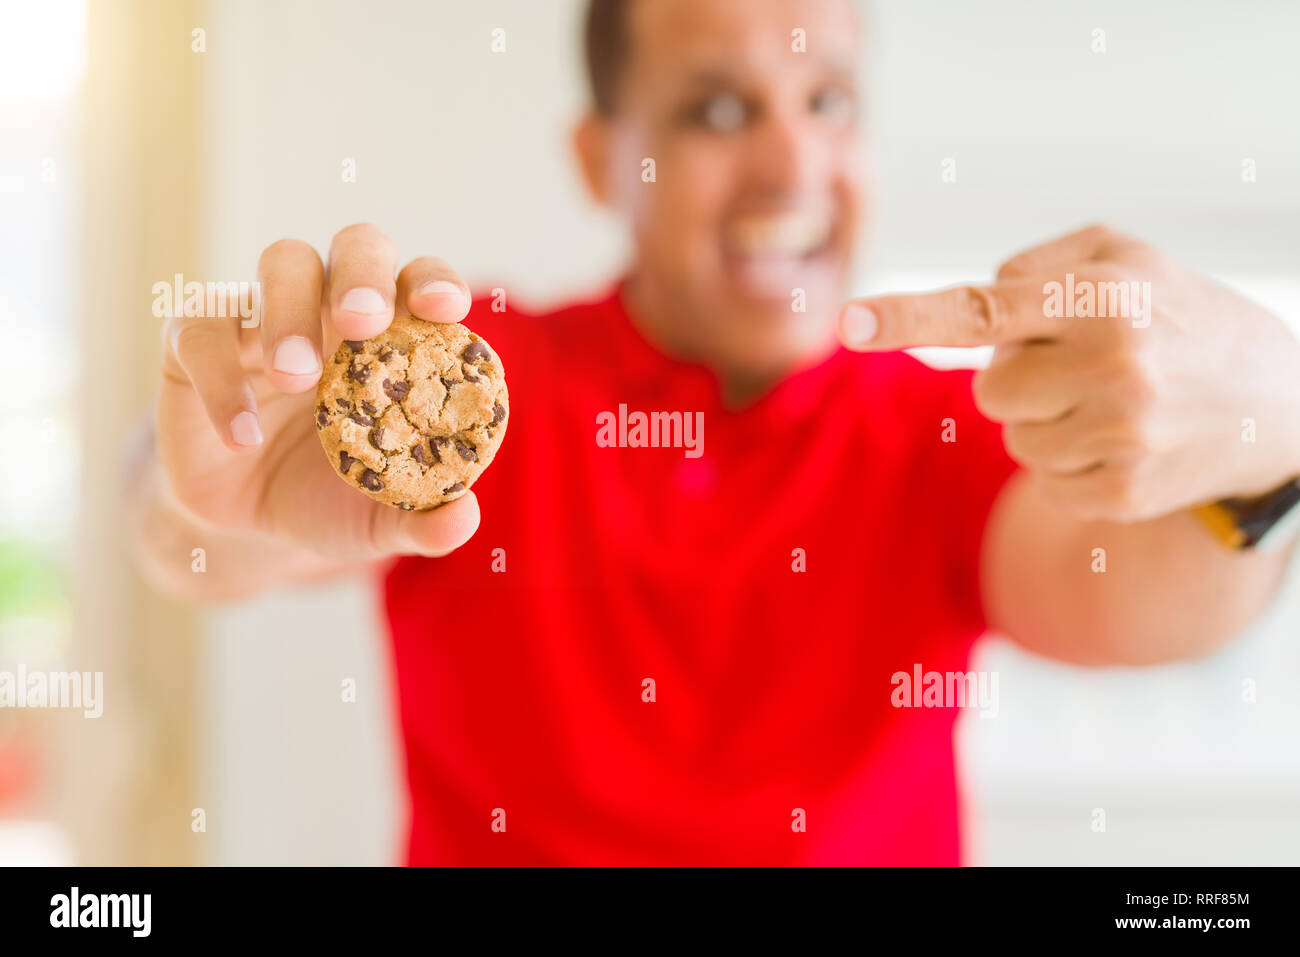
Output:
[2, 0, 1298, 864]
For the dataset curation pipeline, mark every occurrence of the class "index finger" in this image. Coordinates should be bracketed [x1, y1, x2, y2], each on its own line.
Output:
[838, 278, 1064, 351]
[258, 238, 326, 394]
[324, 222, 399, 341]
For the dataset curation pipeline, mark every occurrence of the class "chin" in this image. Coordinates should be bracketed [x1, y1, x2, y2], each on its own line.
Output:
[718, 266, 845, 349]
[719, 308, 838, 371]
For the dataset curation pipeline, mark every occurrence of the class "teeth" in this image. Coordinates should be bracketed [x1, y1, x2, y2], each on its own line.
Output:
[724, 212, 831, 258]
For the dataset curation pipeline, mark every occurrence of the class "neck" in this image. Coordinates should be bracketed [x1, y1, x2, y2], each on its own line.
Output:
[621, 272, 828, 409]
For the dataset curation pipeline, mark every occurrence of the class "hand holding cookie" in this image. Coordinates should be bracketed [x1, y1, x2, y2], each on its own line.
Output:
[156, 223, 489, 560]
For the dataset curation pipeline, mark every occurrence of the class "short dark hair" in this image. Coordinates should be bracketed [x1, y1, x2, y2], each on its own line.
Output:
[584, 0, 633, 116]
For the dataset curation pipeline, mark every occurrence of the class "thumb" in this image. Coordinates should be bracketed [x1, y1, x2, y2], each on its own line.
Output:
[366, 491, 481, 558]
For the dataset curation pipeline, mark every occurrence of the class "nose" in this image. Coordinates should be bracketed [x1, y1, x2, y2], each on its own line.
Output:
[746, 104, 823, 196]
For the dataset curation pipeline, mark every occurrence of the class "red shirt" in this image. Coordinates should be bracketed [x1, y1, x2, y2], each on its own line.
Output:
[383, 284, 1018, 865]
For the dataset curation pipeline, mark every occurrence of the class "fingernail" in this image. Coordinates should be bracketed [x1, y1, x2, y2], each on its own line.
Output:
[839, 304, 878, 348]
[230, 411, 263, 446]
[271, 336, 320, 376]
[415, 280, 465, 297]
[338, 287, 388, 316]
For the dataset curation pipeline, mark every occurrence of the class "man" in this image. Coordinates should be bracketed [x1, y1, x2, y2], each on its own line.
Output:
[129, 0, 1300, 864]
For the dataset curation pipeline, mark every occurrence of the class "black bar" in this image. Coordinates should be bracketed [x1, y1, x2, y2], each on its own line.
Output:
[0, 865, 1281, 943]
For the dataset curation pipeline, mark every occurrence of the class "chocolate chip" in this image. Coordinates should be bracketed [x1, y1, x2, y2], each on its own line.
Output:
[334, 397, 353, 411]
[369, 427, 385, 449]
[348, 360, 372, 384]
[360, 469, 383, 492]
[429, 436, 447, 463]
[454, 439, 477, 462]
[315, 404, 329, 429]
[411, 444, 429, 467]
[378, 347, 393, 363]
[463, 368, 482, 383]
[462, 340, 490, 363]
[491, 402, 506, 426]
[383, 378, 410, 401]
[361, 400, 378, 415]
[344, 340, 364, 353]
[443, 483, 464, 494]
[397, 502, 414, 511]
[440, 376, 458, 391]
[348, 411, 374, 427]
[338, 451, 357, 473]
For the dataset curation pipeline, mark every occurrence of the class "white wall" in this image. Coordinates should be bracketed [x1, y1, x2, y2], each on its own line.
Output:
[198, 0, 1300, 864]
[860, 0, 1300, 281]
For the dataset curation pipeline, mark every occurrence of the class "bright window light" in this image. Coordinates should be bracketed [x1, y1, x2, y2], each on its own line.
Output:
[0, 0, 87, 108]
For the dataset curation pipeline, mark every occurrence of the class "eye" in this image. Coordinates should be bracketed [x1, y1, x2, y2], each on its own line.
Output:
[810, 86, 855, 124]
[684, 92, 749, 133]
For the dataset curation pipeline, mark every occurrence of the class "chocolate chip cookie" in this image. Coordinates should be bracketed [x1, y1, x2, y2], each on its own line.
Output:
[315, 317, 508, 510]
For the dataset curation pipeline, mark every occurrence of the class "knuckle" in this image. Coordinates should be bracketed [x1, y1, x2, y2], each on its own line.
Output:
[959, 285, 1010, 336]
[171, 319, 220, 361]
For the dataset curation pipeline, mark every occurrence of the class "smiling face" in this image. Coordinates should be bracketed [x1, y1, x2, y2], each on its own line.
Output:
[576, 0, 866, 387]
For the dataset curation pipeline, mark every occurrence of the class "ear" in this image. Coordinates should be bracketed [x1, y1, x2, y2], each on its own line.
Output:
[572, 112, 613, 207]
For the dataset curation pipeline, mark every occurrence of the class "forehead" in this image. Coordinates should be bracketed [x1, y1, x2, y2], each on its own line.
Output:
[627, 0, 860, 77]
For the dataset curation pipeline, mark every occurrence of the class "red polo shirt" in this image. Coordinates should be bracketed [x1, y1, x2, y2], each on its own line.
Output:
[383, 283, 1018, 865]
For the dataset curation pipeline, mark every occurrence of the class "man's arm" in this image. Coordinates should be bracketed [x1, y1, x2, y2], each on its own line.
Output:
[982, 471, 1297, 665]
